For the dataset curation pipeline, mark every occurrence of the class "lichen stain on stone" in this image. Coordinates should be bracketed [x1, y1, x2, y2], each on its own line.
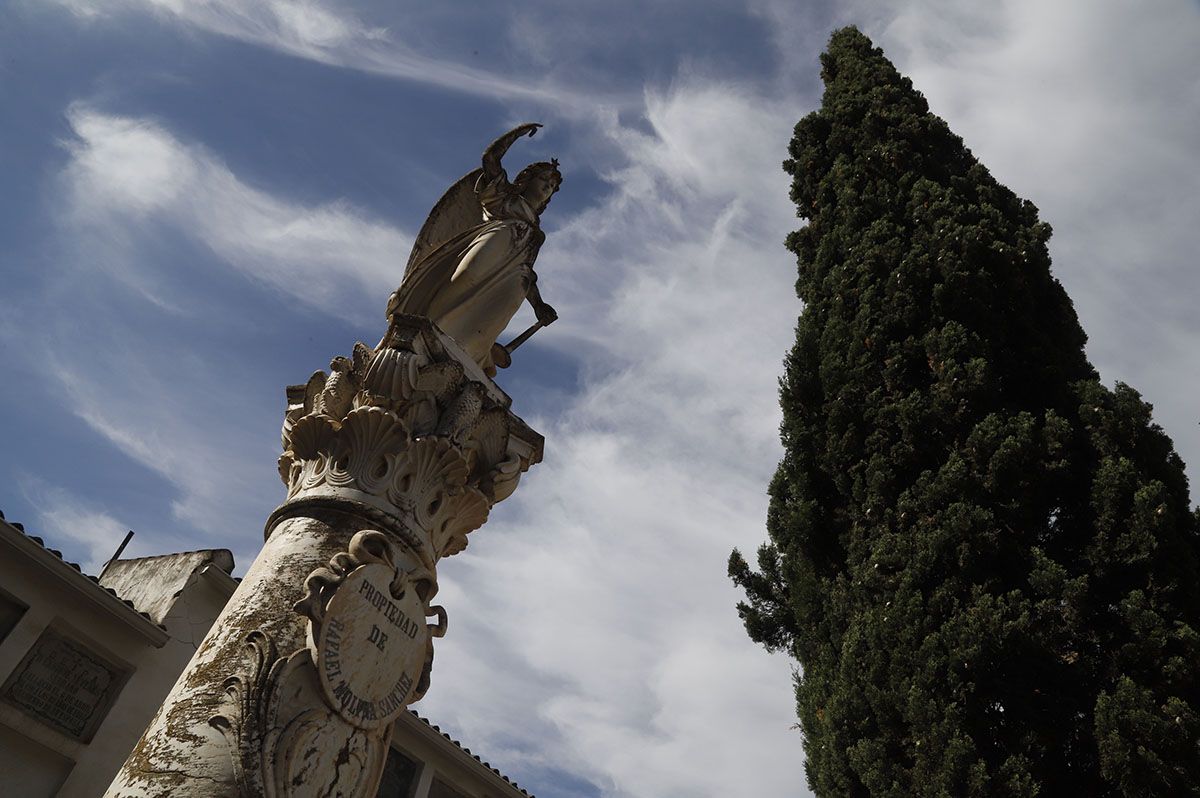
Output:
[107, 509, 388, 795]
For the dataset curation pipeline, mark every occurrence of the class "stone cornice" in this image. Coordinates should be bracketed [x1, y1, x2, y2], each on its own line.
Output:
[277, 315, 544, 564]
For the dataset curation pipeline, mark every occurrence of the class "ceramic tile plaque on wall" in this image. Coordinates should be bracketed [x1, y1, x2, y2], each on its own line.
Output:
[1, 628, 127, 740]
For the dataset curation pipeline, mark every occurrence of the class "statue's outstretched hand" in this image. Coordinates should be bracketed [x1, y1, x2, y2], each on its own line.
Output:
[535, 302, 558, 326]
[485, 123, 544, 175]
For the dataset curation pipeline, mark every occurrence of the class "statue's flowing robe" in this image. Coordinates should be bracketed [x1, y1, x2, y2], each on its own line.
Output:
[389, 170, 541, 374]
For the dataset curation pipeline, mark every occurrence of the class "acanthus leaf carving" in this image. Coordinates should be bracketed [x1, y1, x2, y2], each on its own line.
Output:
[436, 381, 484, 445]
[485, 453, 524, 504]
[278, 320, 540, 565]
[312, 343, 374, 421]
[465, 408, 513, 498]
[414, 360, 464, 398]
[399, 360, 465, 437]
[208, 630, 278, 798]
[431, 487, 490, 558]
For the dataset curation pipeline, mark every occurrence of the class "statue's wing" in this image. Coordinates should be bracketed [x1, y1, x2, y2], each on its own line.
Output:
[404, 169, 485, 278]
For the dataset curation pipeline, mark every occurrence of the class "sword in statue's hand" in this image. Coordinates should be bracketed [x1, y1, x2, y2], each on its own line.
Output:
[491, 305, 557, 370]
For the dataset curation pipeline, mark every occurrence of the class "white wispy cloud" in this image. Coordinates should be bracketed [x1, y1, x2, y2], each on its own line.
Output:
[64, 105, 408, 315]
[19, 479, 134, 573]
[41, 343, 275, 565]
[12, 107, 405, 566]
[50, 0, 604, 109]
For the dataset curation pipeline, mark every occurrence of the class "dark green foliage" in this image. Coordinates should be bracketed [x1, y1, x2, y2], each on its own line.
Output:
[730, 27, 1200, 797]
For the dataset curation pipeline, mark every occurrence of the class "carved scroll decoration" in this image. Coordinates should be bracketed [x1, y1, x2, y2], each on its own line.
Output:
[209, 532, 446, 798]
[209, 634, 391, 798]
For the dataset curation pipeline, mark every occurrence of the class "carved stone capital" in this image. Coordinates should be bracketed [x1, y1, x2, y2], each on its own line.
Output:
[276, 315, 543, 563]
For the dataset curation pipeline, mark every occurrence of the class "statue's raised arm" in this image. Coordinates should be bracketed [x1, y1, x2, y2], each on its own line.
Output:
[386, 125, 562, 377]
[482, 123, 542, 182]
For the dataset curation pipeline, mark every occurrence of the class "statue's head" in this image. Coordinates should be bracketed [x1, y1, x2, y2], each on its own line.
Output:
[514, 159, 562, 214]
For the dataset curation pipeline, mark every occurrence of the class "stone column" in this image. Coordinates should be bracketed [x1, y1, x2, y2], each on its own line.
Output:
[105, 315, 542, 798]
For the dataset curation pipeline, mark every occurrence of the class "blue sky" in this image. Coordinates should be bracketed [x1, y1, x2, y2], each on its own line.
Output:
[2, 2, 1199, 796]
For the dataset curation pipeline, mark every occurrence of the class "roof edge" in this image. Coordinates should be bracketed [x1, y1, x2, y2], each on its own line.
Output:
[0, 518, 169, 647]
[396, 710, 534, 797]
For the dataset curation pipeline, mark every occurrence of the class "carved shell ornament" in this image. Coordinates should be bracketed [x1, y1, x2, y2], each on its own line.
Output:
[387, 437, 491, 557]
[324, 408, 410, 494]
[362, 347, 426, 405]
[387, 437, 467, 521]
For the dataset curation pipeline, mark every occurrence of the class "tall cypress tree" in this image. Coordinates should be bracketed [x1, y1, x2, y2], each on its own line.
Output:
[730, 27, 1200, 797]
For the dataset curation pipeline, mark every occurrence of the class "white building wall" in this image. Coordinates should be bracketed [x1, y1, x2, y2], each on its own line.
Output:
[0, 524, 236, 798]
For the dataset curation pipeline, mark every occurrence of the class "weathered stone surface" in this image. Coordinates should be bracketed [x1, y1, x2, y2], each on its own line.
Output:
[99, 550, 235, 625]
[104, 315, 542, 797]
[309, 535, 427, 731]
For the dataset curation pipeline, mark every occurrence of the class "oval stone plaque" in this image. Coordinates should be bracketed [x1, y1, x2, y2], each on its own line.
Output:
[314, 561, 428, 730]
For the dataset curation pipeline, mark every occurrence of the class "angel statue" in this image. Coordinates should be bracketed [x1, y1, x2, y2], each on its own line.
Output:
[386, 123, 562, 376]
